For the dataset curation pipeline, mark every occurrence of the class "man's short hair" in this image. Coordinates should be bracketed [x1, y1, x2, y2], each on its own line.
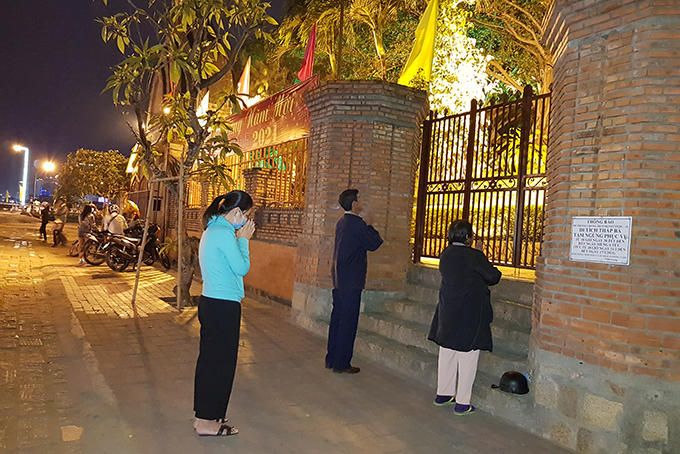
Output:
[339, 189, 359, 211]
[448, 220, 473, 244]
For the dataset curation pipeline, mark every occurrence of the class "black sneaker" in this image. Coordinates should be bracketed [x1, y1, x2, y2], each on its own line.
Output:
[454, 404, 476, 415]
[433, 395, 456, 406]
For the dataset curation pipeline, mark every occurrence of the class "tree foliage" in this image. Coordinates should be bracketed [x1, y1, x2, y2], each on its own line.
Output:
[349, 0, 419, 79]
[428, 3, 495, 113]
[97, 0, 278, 195]
[273, 0, 421, 82]
[97, 0, 277, 307]
[56, 149, 131, 202]
[463, 0, 553, 94]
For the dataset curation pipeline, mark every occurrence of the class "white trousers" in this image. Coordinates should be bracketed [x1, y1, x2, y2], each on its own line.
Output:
[436, 347, 480, 405]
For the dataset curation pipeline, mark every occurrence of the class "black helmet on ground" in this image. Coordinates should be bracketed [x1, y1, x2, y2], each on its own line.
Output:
[492, 371, 529, 395]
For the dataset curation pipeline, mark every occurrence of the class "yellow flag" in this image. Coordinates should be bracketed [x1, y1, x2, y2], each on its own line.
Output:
[398, 0, 439, 86]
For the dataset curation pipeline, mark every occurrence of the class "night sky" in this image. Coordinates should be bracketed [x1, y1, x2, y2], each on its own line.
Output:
[0, 0, 285, 200]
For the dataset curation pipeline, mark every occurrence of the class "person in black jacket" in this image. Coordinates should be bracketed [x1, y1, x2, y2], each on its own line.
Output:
[428, 220, 501, 415]
[325, 189, 383, 374]
[39, 203, 51, 242]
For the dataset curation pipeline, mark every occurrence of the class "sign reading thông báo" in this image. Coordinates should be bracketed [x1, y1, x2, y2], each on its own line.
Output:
[570, 216, 632, 265]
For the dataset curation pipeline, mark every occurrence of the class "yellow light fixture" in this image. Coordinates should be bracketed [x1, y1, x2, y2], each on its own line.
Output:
[42, 161, 56, 172]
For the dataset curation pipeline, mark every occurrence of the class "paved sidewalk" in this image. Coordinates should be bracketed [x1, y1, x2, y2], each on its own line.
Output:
[0, 212, 571, 453]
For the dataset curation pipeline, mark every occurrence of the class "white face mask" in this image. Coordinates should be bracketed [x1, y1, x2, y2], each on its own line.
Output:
[230, 208, 247, 229]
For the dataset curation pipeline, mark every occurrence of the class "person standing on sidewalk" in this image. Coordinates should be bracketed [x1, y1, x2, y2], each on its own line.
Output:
[39, 203, 51, 242]
[325, 189, 383, 374]
[193, 191, 255, 437]
[76, 205, 95, 265]
[428, 220, 501, 415]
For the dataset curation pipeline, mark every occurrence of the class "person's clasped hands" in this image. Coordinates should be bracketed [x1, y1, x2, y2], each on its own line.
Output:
[235, 219, 256, 240]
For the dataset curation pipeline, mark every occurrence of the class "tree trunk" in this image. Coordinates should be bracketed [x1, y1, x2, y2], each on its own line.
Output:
[336, 0, 344, 80]
[370, 28, 387, 80]
[174, 230, 200, 307]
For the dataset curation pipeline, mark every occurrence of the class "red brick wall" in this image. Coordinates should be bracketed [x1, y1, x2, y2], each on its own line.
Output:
[294, 82, 429, 294]
[535, 0, 680, 379]
[244, 239, 296, 303]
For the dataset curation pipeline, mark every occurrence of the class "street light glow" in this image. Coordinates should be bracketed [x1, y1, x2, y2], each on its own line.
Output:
[163, 107, 171, 114]
[42, 161, 56, 172]
[11, 144, 29, 205]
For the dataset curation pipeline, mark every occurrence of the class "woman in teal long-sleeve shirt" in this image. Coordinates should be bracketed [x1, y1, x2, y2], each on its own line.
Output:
[193, 191, 255, 437]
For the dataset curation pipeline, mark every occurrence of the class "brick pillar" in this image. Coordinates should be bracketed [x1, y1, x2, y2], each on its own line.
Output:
[243, 167, 271, 209]
[531, 1, 680, 452]
[292, 82, 428, 330]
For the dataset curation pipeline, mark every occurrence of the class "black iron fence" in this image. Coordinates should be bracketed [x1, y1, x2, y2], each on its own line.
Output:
[413, 86, 550, 269]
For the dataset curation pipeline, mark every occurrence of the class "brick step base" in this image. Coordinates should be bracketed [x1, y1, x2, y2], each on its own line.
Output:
[292, 312, 533, 429]
[352, 329, 533, 419]
[381, 298, 532, 329]
[359, 311, 530, 368]
[407, 265, 535, 307]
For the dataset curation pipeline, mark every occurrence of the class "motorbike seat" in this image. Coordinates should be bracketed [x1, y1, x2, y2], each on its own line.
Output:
[112, 234, 141, 244]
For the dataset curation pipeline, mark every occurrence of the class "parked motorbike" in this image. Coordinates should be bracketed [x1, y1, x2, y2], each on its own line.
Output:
[82, 229, 111, 266]
[103, 223, 170, 272]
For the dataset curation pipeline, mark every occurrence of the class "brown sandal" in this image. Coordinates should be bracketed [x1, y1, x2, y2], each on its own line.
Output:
[198, 423, 238, 436]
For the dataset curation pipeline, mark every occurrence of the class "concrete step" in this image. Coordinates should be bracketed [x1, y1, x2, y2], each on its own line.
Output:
[407, 264, 441, 289]
[493, 298, 533, 327]
[471, 370, 535, 423]
[353, 329, 437, 387]
[352, 328, 534, 427]
[382, 298, 436, 326]
[359, 312, 436, 355]
[491, 319, 531, 357]
[359, 311, 529, 366]
[407, 264, 535, 307]
[382, 298, 532, 329]
[405, 284, 439, 305]
[479, 345, 528, 379]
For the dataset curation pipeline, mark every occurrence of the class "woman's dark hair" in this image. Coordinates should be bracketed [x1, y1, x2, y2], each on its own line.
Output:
[202, 190, 253, 230]
[448, 220, 473, 244]
[339, 189, 359, 211]
[80, 204, 93, 221]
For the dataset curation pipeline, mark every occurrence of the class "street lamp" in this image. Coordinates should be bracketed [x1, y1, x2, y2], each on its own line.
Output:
[34, 161, 56, 199]
[12, 145, 29, 205]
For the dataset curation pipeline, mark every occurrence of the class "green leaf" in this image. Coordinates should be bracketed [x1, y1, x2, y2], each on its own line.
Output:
[265, 16, 278, 26]
[170, 62, 181, 84]
[117, 36, 125, 53]
[112, 84, 121, 104]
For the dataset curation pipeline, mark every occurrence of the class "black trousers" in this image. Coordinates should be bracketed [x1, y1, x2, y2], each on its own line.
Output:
[325, 288, 363, 370]
[39, 221, 48, 241]
[193, 295, 241, 420]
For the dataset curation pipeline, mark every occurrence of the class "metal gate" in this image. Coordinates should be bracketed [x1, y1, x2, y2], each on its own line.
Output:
[413, 86, 550, 269]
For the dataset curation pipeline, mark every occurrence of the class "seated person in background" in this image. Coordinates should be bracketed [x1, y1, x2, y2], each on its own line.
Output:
[128, 211, 141, 229]
[102, 205, 128, 235]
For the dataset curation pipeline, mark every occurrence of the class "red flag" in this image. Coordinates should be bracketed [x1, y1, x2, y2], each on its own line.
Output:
[237, 57, 251, 96]
[297, 22, 317, 81]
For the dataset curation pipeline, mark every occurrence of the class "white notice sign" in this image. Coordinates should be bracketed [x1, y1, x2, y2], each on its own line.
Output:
[570, 216, 632, 265]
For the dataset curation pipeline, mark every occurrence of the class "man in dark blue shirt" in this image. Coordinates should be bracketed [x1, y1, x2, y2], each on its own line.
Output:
[325, 189, 383, 373]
